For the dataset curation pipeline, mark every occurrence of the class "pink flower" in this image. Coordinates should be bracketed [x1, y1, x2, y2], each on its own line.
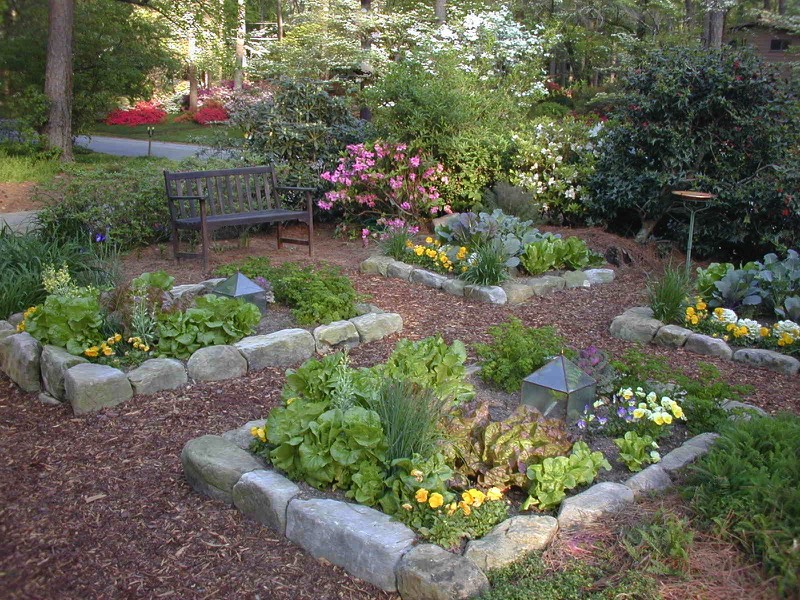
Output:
[430, 206, 439, 215]
[409, 173, 416, 181]
[410, 156, 421, 168]
[444, 205, 453, 214]
[441, 176, 449, 185]
[317, 200, 333, 210]
[423, 168, 435, 179]
[400, 202, 411, 211]
[321, 171, 333, 182]
[389, 176, 404, 190]
[361, 228, 370, 239]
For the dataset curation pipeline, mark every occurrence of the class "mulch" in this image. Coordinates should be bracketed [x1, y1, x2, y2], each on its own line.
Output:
[1, 224, 798, 600]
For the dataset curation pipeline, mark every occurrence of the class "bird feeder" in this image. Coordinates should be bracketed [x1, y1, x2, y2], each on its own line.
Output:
[522, 355, 596, 423]
[213, 272, 268, 314]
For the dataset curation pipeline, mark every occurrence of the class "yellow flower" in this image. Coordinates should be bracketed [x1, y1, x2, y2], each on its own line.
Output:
[662, 413, 673, 425]
[405, 240, 413, 248]
[425, 248, 437, 258]
[84, 346, 99, 358]
[714, 307, 724, 316]
[102, 346, 114, 357]
[672, 406, 684, 419]
[486, 487, 503, 501]
[760, 327, 770, 337]
[696, 301, 707, 310]
[686, 306, 695, 316]
[143, 345, 150, 352]
[467, 489, 486, 507]
[257, 428, 266, 442]
[425, 237, 433, 244]
[459, 501, 472, 516]
[410, 469, 424, 481]
[653, 414, 665, 426]
[633, 408, 646, 419]
[690, 315, 699, 325]
[461, 491, 474, 506]
[114, 333, 122, 342]
[16, 321, 25, 332]
[446, 502, 458, 516]
[402, 503, 413, 511]
[250, 426, 259, 438]
[428, 493, 444, 509]
[415, 488, 429, 503]
[414, 246, 424, 256]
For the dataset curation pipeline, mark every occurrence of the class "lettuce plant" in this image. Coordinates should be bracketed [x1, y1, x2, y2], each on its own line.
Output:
[614, 431, 660, 472]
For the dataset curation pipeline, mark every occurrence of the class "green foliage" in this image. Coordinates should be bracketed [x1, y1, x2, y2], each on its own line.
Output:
[523, 442, 611, 511]
[381, 453, 455, 515]
[696, 262, 734, 299]
[282, 353, 363, 406]
[364, 379, 447, 464]
[156, 295, 260, 359]
[519, 235, 603, 275]
[0, 145, 61, 183]
[587, 47, 800, 259]
[442, 400, 572, 490]
[683, 414, 800, 594]
[475, 318, 573, 393]
[377, 336, 475, 405]
[23, 292, 105, 355]
[132, 271, 174, 292]
[459, 239, 512, 286]
[215, 258, 358, 326]
[621, 511, 694, 576]
[613, 431, 660, 473]
[436, 210, 543, 251]
[647, 264, 691, 324]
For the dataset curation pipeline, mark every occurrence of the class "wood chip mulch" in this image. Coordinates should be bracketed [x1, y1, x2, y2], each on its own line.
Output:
[1, 225, 798, 599]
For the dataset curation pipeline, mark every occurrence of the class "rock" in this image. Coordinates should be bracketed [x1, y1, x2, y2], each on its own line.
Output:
[557, 482, 634, 530]
[464, 515, 558, 571]
[7, 312, 24, 327]
[684, 334, 733, 360]
[64, 363, 133, 415]
[464, 285, 508, 305]
[442, 279, 466, 297]
[170, 283, 206, 300]
[360, 255, 397, 277]
[0, 332, 42, 392]
[721, 400, 768, 420]
[658, 444, 708, 474]
[38, 392, 61, 406]
[563, 270, 590, 289]
[522, 275, 567, 297]
[431, 213, 460, 229]
[199, 277, 226, 291]
[181, 435, 264, 504]
[733, 348, 800, 376]
[127, 358, 187, 396]
[397, 544, 489, 600]
[233, 470, 300, 535]
[235, 329, 315, 371]
[222, 419, 267, 450]
[609, 307, 663, 343]
[653, 325, 692, 348]
[40, 345, 88, 400]
[350, 313, 403, 343]
[623, 465, 672, 497]
[585, 269, 615, 285]
[386, 261, 415, 281]
[0, 320, 15, 341]
[683, 432, 720, 452]
[410, 269, 448, 289]
[313, 321, 360, 354]
[187, 345, 248, 382]
[501, 282, 536, 305]
[285, 498, 416, 592]
[354, 303, 385, 316]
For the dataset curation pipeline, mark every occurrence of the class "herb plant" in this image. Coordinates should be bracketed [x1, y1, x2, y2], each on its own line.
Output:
[613, 431, 660, 472]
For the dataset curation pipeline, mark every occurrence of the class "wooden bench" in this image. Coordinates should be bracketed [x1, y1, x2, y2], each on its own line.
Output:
[163, 165, 314, 269]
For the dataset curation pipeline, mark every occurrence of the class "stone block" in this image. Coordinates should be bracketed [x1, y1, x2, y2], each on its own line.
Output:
[199, 277, 226, 291]
[7, 312, 23, 327]
[501, 282, 535, 305]
[658, 443, 708, 474]
[733, 348, 799, 376]
[313, 321, 360, 354]
[0, 320, 15, 341]
[187, 345, 248, 382]
[523, 275, 567, 296]
[233, 470, 300, 535]
[127, 358, 187, 396]
[721, 400, 768, 420]
[557, 482, 634, 530]
[442, 279, 466, 297]
[563, 270, 590, 289]
[235, 329, 315, 371]
[360, 255, 396, 276]
[464, 516, 558, 572]
[170, 283, 206, 300]
[410, 269, 448, 289]
[585, 269, 615, 285]
[354, 303, 385, 316]
[0, 332, 42, 392]
[623, 464, 672, 497]
[397, 544, 489, 600]
[609, 308, 663, 343]
[464, 285, 508, 305]
[350, 313, 403, 343]
[38, 392, 61, 406]
[684, 334, 733, 360]
[286, 498, 416, 592]
[41, 345, 88, 400]
[181, 435, 264, 504]
[222, 419, 267, 450]
[65, 363, 133, 415]
[683, 432, 720, 452]
[653, 325, 692, 348]
[386, 261, 415, 281]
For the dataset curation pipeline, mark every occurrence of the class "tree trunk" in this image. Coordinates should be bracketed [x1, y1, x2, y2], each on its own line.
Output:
[188, 32, 198, 112]
[359, 0, 372, 121]
[684, 0, 694, 29]
[43, 0, 74, 162]
[434, 0, 446, 24]
[706, 10, 724, 49]
[234, 0, 246, 90]
[276, 0, 284, 40]
[778, 0, 786, 14]
[763, 0, 772, 10]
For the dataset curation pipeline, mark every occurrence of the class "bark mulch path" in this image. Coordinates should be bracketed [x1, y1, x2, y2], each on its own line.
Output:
[2, 225, 798, 600]
[0, 182, 41, 214]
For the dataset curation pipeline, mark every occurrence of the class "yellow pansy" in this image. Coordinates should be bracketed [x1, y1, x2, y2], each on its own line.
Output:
[467, 489, 486, 507]
[662, 414, 673, 424]
[415, 488, 429, 503]
[410, 469, 424, 481]
[672, 405, 684, 419]
[633, 408, 646, 419]
[428, 493, 444, 509]
[446, 502, 458, 516]
[402, 503, 413, 511]
[653, 414, 665, 426]
[760, 327, 770, 337]
[486, 487, 503, 501]
[696, 301, 707, 310]
[425, 237, 433, 244]
[102, 346, 114, 357]
[461, 491, 474, 506]
[459, 501, 472, 516]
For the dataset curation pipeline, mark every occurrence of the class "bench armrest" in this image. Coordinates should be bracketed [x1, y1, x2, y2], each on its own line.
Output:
[275, 186, 315, 192]
[168, 195, 206, 200]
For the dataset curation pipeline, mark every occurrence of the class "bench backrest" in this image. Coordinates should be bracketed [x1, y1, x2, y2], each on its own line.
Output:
[164, 165, 280, 220]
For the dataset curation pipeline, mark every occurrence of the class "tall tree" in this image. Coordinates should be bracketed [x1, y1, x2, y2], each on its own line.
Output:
[43, 0, 74, 161]
[234, 0, 246, 89]
[434, 0, 446, 24]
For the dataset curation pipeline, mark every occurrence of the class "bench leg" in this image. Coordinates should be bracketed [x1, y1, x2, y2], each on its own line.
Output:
[277, 222, 284, 250]
[307, 219, 313, 256]
[171, 223, 180, 262]
[200, 211, 210, 272]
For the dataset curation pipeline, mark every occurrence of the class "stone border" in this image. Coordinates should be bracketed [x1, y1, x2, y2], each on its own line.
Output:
[360, 255, 615, 305]
[609, 306, 800, 376]
[0, 279, 404, 414]
[181, 422, 732, 599]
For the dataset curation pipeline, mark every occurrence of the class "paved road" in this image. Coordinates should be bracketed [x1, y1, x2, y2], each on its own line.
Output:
[0, 210, 38, 234]
[75, 135, 224, 160]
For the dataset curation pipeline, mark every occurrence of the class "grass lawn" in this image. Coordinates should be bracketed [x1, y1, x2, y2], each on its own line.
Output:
[88, 115, 244, 145]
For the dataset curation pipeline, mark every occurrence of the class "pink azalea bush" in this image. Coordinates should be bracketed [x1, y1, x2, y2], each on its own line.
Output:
[319, 141, 451, 221]
[105, 101, 166, 126]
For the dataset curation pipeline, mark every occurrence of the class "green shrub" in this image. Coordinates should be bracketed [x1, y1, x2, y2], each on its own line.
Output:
[683, 414, 800, 594]
[215, 257, 358, 326]
[519, 235, 603, 275]
[647, 263, 691, 324]
[0, 147, 61, 183]
[528, 102, 571, 119]
[23, 291, 106, 356]
[459, 240, 511, 286]
[621, 510, 694, 576]
[475, 318, 573, 393]
[613, 431, 660, 473]
[156, 295, 260, 359]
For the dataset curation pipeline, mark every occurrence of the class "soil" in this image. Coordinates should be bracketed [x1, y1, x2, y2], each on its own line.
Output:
[2, 224, 798, 600]
[0, 182, 41, 213]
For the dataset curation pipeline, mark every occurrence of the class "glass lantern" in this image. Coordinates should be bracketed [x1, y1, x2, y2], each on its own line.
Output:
[522, 355, 596, 423]
[213, 272, 268, 314]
